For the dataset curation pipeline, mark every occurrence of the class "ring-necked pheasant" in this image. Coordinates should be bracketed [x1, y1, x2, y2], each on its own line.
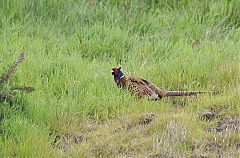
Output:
[111, 67, 207, 100]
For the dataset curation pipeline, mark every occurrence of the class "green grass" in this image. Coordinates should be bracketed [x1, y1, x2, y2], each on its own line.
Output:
[0, 0, 240, 157]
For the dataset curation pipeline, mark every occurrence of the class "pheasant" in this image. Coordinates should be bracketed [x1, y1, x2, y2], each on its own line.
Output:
[111, 67, 207, 100]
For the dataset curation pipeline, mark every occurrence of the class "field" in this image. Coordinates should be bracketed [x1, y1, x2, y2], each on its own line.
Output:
[0, 0, 240, 157]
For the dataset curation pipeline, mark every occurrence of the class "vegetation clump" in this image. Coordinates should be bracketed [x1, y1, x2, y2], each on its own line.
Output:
[0, 53, 34, 102]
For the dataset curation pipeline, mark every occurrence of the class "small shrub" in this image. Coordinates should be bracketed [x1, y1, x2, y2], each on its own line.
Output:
[0, 53, 34, 102]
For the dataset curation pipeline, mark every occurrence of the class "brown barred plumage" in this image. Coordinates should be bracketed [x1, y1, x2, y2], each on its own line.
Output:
[112, 67, 208, 100]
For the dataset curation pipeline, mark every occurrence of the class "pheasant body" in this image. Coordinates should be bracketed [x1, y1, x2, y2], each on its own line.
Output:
[112, 67, 207, 100]
[115, 76, 165, 100]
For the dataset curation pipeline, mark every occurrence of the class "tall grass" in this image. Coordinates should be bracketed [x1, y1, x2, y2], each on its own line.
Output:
[0, 0, 240, 157]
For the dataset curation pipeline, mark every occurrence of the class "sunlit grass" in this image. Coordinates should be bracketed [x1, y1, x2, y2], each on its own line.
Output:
[0, 0, 240, 157]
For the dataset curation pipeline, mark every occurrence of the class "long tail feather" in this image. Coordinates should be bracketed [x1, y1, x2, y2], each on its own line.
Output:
[165, 91, 207, 96]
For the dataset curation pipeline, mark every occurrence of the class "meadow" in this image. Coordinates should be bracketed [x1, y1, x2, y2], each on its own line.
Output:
[0, 0, 240, 157]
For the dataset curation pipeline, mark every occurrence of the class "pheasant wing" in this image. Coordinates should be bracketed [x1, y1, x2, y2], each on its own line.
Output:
[127, 77, 161, 100]
[139, 78, 166, 98]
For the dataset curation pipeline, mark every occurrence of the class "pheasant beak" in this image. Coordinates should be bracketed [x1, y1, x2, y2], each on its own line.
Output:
[111, 70, 115, 75]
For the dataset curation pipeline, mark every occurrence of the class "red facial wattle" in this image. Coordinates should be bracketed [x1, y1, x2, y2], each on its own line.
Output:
[112, 68, 119, 76]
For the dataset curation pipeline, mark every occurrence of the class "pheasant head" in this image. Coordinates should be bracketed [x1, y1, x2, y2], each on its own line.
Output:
[112, 67, 125, 80]
[111, 67, 126, 87]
